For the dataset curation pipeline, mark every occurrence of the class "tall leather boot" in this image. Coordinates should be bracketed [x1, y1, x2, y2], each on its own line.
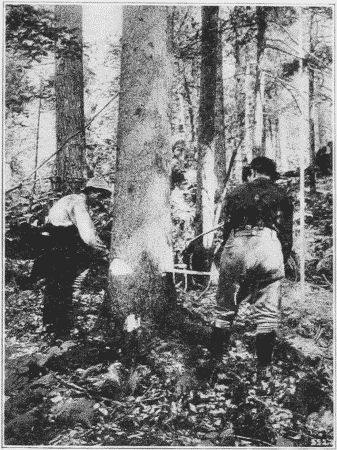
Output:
[256, 331, 276, 367]
[209, 327, 231, 357]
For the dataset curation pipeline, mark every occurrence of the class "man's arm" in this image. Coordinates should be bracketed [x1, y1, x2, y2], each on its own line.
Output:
[222, 196, 233, 245]
[279, 195, 294, 264]
[71, 198, 107, 253]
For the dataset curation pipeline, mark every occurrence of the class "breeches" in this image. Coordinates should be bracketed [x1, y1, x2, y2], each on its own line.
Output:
[41, 226, 86, 330]
[43, 250, 79, 330]
[30, 225, 89, 283]
[215, 228, 285, 334]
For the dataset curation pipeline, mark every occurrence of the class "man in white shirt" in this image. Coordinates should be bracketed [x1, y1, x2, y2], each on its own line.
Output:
[34, 177, 112, 337]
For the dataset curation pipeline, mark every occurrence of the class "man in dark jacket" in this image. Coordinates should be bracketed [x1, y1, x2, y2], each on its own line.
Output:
[211, 157, 293, 366]
[33, 177, 112, 336]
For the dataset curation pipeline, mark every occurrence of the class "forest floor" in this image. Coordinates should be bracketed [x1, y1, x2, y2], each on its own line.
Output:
[3, 175, 334, 447]
[3, 273, 333, 447]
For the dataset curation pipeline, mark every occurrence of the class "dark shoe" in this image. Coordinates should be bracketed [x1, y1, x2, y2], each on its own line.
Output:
[209, 327, 230, 357]
[256, 331, 276, 367]
[255, 364, 273, 384]
[42, 324, 57, 335]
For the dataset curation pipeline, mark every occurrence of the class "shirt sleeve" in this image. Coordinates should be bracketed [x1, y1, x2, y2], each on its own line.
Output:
[222, 196, 233, 245]
[71, 197, 106, 252]
[278, 194, 294, 263]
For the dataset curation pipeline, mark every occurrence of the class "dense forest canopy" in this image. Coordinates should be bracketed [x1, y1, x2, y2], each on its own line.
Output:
[4, 4, 332, 193]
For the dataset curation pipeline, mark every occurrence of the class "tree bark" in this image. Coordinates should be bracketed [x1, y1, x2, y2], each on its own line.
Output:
[308, 10, 316, 193]
[274, 117, 282, 171]
[97, 6, 176, 338]
[232, 7, 245, 182]
[54, 5, 87, 194]
[194, 6, 219, 276]
[182, 72, 196, 144]
[214, 12, 226, 197]
[298, 7, 307, 296]
[244, 59, 255, 161]
[33, 82, 42, 196]
[254, 6, 267, 155]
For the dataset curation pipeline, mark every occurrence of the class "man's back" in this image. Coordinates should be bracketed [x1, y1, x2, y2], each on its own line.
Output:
[225, 178, 290, 228]
[223, 177, 293, 262]
[46, 193, 105, 251]
[47, 194, 85, 227]
[212, 156, 294, 365]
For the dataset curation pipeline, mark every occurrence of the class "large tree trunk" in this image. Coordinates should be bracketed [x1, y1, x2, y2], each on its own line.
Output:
[54, 5, 88, 194]
[97, 6, 176, 338]
[194, 6, 219, 275]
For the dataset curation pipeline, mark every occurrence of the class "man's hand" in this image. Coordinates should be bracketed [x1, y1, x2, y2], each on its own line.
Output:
[91, 246, 109, 265]
[101, 248, 110, 259]
[92, 240, 109, 257]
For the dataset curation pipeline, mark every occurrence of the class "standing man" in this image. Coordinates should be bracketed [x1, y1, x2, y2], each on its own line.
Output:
[211, 157, 293, 367]
[36, 177, 112, 337]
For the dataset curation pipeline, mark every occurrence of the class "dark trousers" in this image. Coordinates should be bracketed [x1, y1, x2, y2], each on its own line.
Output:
[43, 251, 78, 333]
[38, 226, 89, 333]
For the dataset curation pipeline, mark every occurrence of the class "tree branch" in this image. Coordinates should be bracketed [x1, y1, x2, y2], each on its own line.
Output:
[6, 92, 119, 195]
[271, 21, 332, 72]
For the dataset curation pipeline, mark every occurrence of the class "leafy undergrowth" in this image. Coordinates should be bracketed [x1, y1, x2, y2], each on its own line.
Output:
[4, 265, 333, 447]
[288, 176, 333, 287]
[4, 175, 333, 446]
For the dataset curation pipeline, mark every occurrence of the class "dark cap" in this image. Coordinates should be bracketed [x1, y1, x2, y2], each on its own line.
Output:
[250, 156, 277, 179]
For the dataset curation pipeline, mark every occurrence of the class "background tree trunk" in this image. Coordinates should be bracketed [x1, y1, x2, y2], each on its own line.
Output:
[214, 11, 226, 212]
[32, 82, 42, 197]
[54, 5, 88, 194]
[98, 6, 176, 338]
[232, 7, 245, 182]
[244, 59, 255, 161]
[254, 6, 267, 154]
[194, 6, 219, 275]
[308, 9, 316, 193]
[274, 117, 282, 171]
[298, 7, 308, 296]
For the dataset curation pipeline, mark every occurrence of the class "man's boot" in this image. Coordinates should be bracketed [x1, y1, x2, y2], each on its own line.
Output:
[209, 327, 231, 357]
[255, 331, 276, 367]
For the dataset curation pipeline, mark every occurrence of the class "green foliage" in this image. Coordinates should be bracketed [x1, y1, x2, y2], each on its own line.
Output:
[172, 6, 201, 61]
[55, 27, 83, 60]
[5, 5, 83, 121]
[85, 141, 117, 186]
[310, 44, 333, 70]
[6, 5, 84, 62]
[227, 6, 257, 48]
[6, 5, 55, 61]
[264, 6, 297, 27]
[279, 176, 333, 286]
[5, 190, 61, 231]
[5, 57, 37, 117]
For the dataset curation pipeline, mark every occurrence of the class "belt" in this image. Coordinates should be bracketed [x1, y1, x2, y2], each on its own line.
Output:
[234, 225, 269, 236]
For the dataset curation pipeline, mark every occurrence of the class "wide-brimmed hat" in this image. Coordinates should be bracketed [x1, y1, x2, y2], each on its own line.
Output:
[83, 177, 113, 194]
